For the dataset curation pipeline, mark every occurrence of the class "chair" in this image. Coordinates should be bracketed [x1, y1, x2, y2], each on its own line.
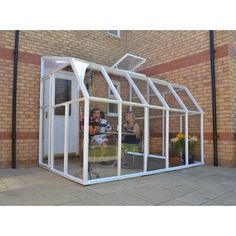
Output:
[79, 120, 100, 179]
[122, 131, 143, 168]
[88, 141, 118, 178]
[80, 116, 118, 179]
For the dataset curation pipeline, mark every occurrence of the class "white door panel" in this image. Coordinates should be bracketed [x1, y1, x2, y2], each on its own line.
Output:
[43, 72, 79, 156]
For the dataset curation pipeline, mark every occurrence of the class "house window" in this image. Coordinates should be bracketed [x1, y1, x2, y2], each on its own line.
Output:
[55, 78, 72, 116]
[108, 30, 120, 37]
[108, 81, 120, 116]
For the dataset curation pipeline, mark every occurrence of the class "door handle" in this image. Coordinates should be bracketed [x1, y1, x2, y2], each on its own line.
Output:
[45, 111, 48, 118]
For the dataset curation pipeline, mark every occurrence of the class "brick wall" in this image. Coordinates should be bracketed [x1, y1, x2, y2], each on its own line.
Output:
[0, 30, 127, 167]
[228, 31, 236, 166]
[127, 30, 234, 166]
[0, 30, 236, 168]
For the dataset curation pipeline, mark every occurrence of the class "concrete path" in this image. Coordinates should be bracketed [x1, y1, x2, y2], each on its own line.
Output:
[1, 165, 236, 205]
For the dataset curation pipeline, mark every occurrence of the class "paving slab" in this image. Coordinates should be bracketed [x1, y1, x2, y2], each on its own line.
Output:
[0, 193, 26, 205]
[1, 177, 29, 190]
[104, 192, 154, 206]
[221, 176, 236, 188]
[62, 195, 122, 206]
[124, 176, 165, 188]
[159, 199, 194, 206]
[0, 181, 8, 193]
[185, 180, 235, 198]
[207, 190, 236, 206]
[32, 183, 87, 197]
[179, 166, 213, 176]
[0, 165, 236, 205]
[87, 181, 132, 195]
[201, 199, 224, 206]
[24, 194, 79, 206]
[70, 189, 102, 201]
[171, 185, 196, 195]
[123, 185, 184, 205]
[0, 169, 14, 178]
[201, 166, 236, 177]
[191, 174, 230, 185]
[0, 186, 45, 205]
[176, 191, 212, 205]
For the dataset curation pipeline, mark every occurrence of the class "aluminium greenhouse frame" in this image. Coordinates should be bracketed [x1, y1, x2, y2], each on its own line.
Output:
[39, 56, 204, 185]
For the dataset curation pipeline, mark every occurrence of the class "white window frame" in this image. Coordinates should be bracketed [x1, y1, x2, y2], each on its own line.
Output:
[107, 80, 120, 116]
[108, 30, 120, 38]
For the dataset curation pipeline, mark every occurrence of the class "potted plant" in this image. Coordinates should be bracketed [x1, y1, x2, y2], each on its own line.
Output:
[182, 135, 198, 164]
[169, 133, 184, 167]
[188, 135, 198, 164]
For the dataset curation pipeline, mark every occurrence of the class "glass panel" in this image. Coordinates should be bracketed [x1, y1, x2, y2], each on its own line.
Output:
[169, 111, 185, 167]
[52, 100, 84, 180]
[173, 87, 199, 111]
[130, 87, 142, 103]
[153, 82, 182, 109]
[67, 100, 84, 179]
[43, 78, 50, 107]
[85, 101, 119, 180]
[42, 107, 49, 165]
[131, 78, 164, 107]
[130, 79, 146, 103]
[42, 57, 69, 78]
[53, 104, 65, 172]
[148, 84, 164, 107]
[121, 105, 144, 175]
[108, 103, 118, 115]
[188, 114, 201, 164]
[41, 77, 50, 166]
[83, 70, 118, 100]
[115, 55, 145, 71]
[109, 82, 119, 96]
[108, 74, 144, 104]
[55, 78, 72, 116]
[148, 108, 166, 171]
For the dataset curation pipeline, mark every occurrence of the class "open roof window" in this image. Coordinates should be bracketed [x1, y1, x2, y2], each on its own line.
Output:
[112, 53, 146, 72]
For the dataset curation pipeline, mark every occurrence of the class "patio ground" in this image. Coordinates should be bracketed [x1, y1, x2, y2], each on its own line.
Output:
[1, 165, 236, 205]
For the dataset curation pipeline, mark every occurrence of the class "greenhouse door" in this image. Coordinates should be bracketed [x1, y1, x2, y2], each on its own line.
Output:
[43, 72, 79, 159]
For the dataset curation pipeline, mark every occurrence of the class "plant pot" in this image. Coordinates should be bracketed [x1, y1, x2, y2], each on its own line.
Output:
[169, 156, 182, 167]
[182, 154, 194, 164]
[189, 155, 194, 164]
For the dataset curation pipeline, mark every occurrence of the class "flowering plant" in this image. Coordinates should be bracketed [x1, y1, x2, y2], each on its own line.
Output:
[188, 135, 198, 155]
[170, 133, 184, 156]
[170, 133, 198, 156]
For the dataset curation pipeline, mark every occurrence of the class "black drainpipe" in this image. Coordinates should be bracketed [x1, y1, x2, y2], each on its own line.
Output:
[12, 30, 20, 169]
[209, 30, 218, 167]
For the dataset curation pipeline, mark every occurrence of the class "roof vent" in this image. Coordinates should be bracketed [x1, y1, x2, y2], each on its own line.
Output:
[112, 53, 146, 72]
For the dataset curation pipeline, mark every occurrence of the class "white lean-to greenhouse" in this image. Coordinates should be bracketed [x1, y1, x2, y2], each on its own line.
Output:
[39, 54, 204, 185]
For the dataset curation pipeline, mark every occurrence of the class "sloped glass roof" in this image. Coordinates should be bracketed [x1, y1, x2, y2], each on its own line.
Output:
[41, 56, 203, 114]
